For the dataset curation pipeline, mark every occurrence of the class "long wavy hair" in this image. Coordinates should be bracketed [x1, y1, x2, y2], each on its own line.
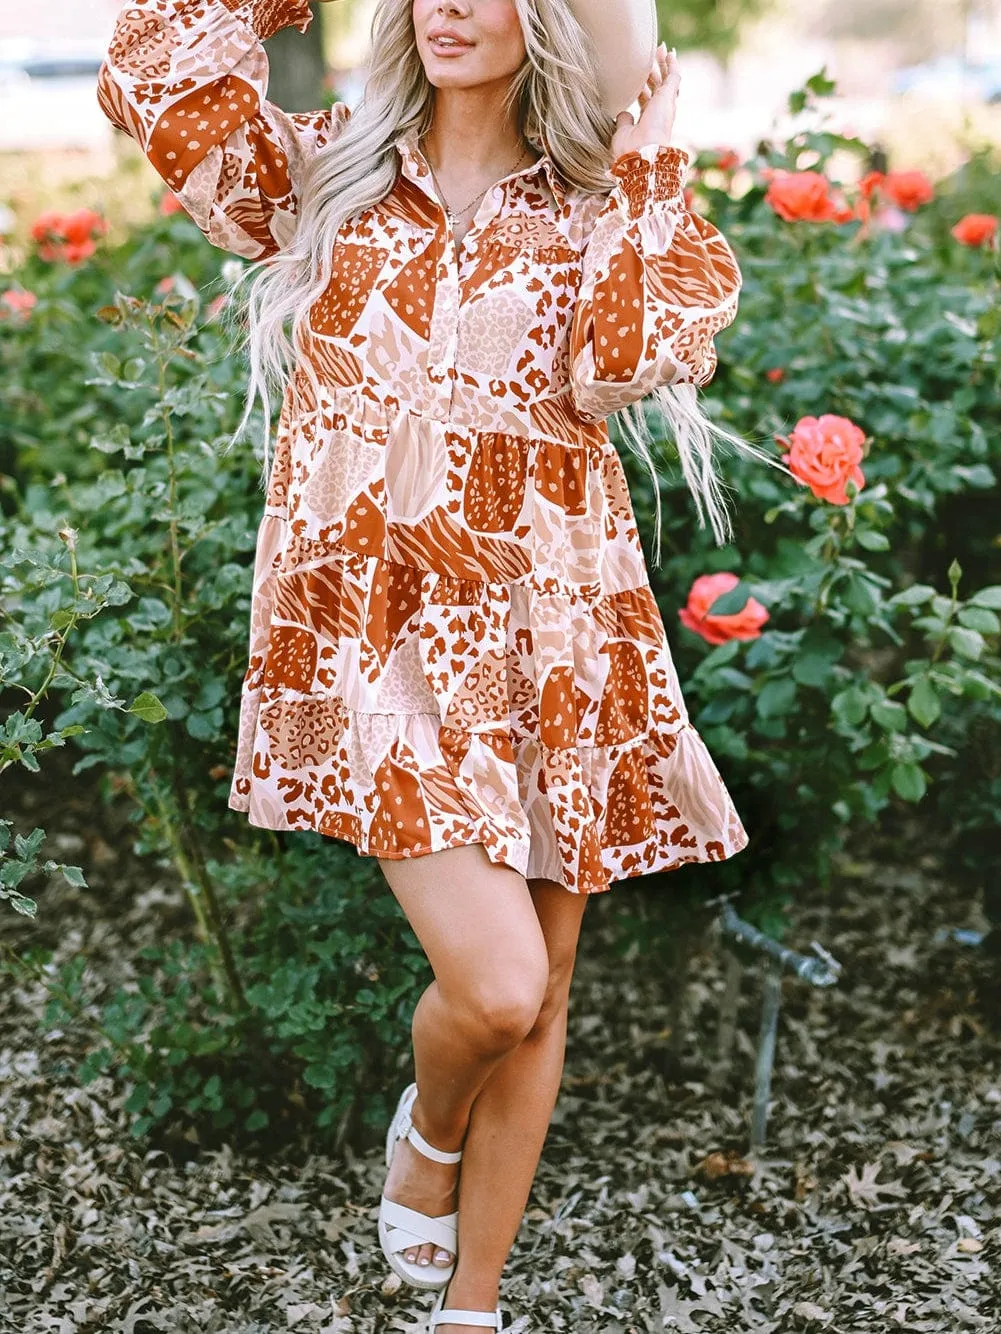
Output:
[233, 0, 787, 566]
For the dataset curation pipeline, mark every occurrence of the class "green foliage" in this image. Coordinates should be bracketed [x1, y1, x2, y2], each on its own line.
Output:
[0, 820, 85, 918]
[613, 77, 1001, 941]
[656, 0, 777, 63]
[2, 72, 1000, 1142]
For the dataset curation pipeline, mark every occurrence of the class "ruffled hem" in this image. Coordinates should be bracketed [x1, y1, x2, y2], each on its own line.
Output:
[227, 699, 749, 895]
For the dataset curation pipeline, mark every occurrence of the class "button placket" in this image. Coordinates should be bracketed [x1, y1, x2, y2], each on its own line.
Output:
[426, 183, 505, 418]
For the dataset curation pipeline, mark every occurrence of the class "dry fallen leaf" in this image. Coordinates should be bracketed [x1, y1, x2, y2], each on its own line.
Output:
[842, 1161, 909, 1209]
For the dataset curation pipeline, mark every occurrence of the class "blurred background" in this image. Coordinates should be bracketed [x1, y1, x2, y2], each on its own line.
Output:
[1, 0, 1001, 228]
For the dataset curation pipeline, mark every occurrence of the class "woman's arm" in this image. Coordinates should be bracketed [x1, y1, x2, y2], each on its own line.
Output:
[568, 142, 743, 422]
[97, 0, 350, 258]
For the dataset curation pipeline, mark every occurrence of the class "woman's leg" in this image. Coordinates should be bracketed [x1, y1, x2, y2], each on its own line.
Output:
[437, 874, 588, 1332]
[377, 844, 554, 1273]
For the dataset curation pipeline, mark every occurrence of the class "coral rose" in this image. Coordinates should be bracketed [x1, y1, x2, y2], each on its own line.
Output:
[679, 572, 769, 646]
[61, 208, 107, 245]
[880, 170, 934, 212]
[30, 208, 105, 264]
[765, 169, 852, 224]
[62, 240, 97, 265]
[777, 414, 867, 505]
[30, 210, 63, 243]
[713, 148, 741, 172]
[765, 367, 785, 383]
[951, 213, 998, 248]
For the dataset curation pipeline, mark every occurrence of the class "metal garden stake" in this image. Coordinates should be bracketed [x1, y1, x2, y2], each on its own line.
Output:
[714, 899, 842, 1151]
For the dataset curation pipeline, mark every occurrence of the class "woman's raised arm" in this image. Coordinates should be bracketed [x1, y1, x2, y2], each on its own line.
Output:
[97, 0, 350, 259]
[568, 143, 743, 422]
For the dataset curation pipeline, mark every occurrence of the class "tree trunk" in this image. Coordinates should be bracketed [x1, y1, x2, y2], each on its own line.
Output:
[264, 4, 327, 113]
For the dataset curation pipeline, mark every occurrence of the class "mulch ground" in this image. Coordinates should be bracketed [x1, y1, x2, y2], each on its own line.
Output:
[2, 774, 999, 1334]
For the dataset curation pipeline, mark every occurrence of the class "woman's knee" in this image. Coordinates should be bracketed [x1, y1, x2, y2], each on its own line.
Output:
[453, 957, 550, 1049]
[528, 959, 576, 1034]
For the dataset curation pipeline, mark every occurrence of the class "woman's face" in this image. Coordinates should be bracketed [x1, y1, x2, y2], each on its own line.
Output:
[412, 0, 526, 92]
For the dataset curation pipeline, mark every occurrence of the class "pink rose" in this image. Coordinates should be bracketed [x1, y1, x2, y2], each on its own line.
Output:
[0, 289, 37, 320]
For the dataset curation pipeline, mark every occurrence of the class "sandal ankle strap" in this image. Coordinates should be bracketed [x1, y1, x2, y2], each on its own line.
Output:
[398, 1102, 463, 1164]
[431, 1308, 500, 1329]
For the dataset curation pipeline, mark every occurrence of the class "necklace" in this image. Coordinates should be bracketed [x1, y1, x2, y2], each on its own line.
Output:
[420, 137, 533, 222]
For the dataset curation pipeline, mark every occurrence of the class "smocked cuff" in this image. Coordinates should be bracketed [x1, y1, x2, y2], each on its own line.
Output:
[221, 0, 314, 41]
[611, 144, 690, 220]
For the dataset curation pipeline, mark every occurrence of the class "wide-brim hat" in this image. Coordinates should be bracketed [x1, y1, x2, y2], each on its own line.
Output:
[574, 0, 659, 118]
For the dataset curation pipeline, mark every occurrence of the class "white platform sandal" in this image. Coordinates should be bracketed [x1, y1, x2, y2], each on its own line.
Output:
[378, 1082, 463, 1290]
[428, 1277, 504, 1331]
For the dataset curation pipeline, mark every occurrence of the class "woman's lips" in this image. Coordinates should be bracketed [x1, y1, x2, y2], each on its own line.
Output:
[428, 36, 475, 57]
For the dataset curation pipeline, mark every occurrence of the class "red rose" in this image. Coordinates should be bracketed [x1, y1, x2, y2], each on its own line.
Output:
[714, 148, 741, 172]
[765, 367, 785, 384]
[951, 213, 998, 248]
[678, 572, 769, 646]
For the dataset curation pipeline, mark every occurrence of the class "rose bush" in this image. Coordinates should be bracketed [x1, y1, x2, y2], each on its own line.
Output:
[2, 71, 999, 1142]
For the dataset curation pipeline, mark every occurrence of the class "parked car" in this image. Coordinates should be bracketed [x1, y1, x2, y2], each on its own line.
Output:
[0, 39, 106, 87]
[892, 52, 1001, 103]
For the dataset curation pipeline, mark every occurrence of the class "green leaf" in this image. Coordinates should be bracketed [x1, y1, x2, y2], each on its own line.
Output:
[705, 581, 752, 617]
[907, 678, 941, 729]
[186, 711, 219, 741]
[90, 423, 132, 454]
[957, 606, 1000, 635]
[889, 584, 936, 608]
[870, 700, 908, 732]
[969, 586, 1001, 610]
[756, 677, 797, 719]
[855, 529, 890, 552]
[832, 687, 869, 727]
[60, 865, 88, 888]
[949, 627, 984, 660]
[130, 692, 168, 724]
[891, 763, 927, 802]
[1, 861, 30, 889]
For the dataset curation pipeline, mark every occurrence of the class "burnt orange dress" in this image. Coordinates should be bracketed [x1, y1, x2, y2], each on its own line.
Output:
[99, 0, 751, 893]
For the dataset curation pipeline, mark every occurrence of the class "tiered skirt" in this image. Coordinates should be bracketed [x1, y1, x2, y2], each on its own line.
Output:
[228, 383, 750, 894]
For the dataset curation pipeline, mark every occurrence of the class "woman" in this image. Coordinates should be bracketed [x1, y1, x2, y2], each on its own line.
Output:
[99, 2, 764, 1329]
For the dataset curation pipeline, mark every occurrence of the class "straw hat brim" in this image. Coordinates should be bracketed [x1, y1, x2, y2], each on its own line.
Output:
[573, 0, 659, 118]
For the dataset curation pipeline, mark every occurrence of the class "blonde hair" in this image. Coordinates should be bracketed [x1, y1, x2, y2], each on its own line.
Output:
[233, 0, 786, 566]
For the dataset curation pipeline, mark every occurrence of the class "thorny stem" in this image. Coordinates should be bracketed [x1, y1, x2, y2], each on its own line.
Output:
[156, 349, 184, 642]
[167, 742, 246, 1013]
[147, 773, 231, 1006]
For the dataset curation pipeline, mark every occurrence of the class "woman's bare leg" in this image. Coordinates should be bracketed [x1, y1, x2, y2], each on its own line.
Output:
[377, 845, 552, 1271]
[437, 876, 588, 1332]
[378, 844, 589, 1334]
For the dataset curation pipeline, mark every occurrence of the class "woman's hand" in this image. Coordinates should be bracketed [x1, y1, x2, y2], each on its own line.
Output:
[611, 43, 681, 159]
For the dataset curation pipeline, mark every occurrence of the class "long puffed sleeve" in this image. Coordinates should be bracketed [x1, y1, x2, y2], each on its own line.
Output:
[97, 0, 350, 259]
[568, 143, 742, 422]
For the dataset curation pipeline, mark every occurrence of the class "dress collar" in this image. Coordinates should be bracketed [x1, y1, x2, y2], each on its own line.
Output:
[392, 126, 569, 210]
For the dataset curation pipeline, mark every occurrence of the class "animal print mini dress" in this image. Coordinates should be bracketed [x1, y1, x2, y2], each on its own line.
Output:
[100, 0, 751, 893]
